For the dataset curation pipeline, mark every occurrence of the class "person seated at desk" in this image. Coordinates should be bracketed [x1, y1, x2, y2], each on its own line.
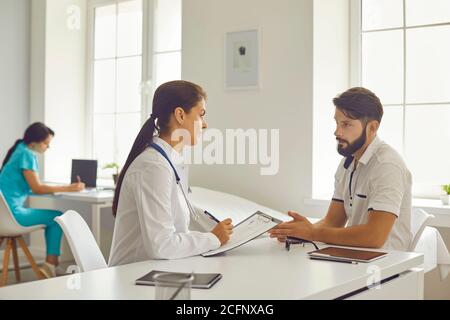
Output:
[109, 81, 233, 266]
[0, 122, 85, 278]
[270, 88, 412, 251]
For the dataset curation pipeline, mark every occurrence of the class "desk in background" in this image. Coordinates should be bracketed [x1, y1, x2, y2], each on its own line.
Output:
[29, 190, 114, 248]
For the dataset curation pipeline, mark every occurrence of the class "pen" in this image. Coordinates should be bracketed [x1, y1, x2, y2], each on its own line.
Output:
[204, 210, 220, 223]
[309, 257, 359, 264]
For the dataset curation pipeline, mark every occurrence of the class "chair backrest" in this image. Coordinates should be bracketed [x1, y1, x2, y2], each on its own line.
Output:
[0, 191, 44, 236]
[55, 210, 107, 272]
[409, 208, 435, 251]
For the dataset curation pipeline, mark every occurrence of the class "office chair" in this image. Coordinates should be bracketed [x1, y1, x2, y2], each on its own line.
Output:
[54, 210, 107, 272]
[0, 192, 45, 286]
[409, 208, 435, 252]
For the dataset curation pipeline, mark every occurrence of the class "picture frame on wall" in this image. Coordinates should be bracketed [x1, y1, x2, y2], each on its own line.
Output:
[224, 29, 260, 90]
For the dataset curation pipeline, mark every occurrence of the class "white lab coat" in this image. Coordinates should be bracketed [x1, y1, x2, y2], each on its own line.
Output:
[108, 137, 220, 266]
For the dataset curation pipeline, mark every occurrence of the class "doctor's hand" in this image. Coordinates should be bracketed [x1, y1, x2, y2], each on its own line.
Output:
[212, 218, 233, 245]
[66, 176, 86, 192]
[269, 211, 315, 242]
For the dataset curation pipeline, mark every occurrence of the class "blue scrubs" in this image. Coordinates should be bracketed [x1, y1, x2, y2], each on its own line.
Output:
[0, 142, 62, 256]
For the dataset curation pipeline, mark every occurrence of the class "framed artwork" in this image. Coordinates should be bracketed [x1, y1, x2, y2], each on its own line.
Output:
[224, 29, 260, 90]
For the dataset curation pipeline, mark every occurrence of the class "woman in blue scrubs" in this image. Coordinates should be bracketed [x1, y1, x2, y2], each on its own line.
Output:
[0, 122, 85, 277]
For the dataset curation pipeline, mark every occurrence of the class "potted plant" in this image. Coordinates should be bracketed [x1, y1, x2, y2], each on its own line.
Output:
[441, 185, 450, 205]
[103, 163, 120, 185]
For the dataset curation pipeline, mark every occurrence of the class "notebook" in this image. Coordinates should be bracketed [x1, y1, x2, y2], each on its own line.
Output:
[135, 270, 222, 289]
[308, 247, 388, 263]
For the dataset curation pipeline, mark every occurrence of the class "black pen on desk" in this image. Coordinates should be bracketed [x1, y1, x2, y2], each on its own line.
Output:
[309, 257, 359, 265]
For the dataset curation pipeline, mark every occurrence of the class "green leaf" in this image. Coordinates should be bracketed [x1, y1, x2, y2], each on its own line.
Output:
[443, 184, 450, 195]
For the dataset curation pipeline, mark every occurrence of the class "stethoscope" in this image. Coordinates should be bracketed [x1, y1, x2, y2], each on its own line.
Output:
[149, 142, 201, 220]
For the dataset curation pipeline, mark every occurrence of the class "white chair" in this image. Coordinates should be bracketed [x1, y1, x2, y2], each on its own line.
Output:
[0, 191, 45, 286]
[54, 210, 107, 272]
[409, 208, 435, 251]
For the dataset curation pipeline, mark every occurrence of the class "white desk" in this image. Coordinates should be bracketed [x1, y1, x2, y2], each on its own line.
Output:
[29, 190, 114, 247]
[0, 237, 423, 300]
[192, 187, 450, 280]
[189, 187, 291, 224]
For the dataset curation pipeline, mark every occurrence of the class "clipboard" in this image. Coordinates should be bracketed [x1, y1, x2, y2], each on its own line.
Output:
[202, 211, 282, 257]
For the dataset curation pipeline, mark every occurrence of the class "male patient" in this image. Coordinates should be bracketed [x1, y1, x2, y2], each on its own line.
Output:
[270, 87, 412, 251]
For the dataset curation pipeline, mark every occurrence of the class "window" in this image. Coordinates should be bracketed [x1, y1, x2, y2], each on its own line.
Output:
[89, 0, 143, 176]
[153, 0, 182, 88]
[314, 0, 450, 199]
[88, 0, 181, 178]
[357, 0, 450, 198]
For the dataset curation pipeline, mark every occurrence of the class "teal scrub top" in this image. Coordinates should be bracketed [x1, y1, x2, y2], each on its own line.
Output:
[0, 142, 39, 212]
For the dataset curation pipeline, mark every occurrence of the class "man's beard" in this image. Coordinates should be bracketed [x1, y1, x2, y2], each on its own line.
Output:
[337, 128, 367, 157]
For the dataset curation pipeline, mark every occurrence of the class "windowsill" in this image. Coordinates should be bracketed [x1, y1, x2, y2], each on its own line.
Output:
[305, 197, 450, 209]
[305, 198, 450, 228]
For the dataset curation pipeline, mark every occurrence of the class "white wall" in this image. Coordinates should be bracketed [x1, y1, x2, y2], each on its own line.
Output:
[45, 0, 87, 182]
[312, 0, 350, 200]
[0, 0, 31, 162]
[30, 0, 87, 182]
[183, 0, 314, 214]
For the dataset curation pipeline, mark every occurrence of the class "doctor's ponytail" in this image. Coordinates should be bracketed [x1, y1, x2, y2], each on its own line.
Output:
[112, 80, 207, 217]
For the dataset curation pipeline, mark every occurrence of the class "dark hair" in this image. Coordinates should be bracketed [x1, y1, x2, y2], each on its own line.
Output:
[333, 87, 383, 123]
[1, 122, 55, 171]
[112, 80, 207, 217]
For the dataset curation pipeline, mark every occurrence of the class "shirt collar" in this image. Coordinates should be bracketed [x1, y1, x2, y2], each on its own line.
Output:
[19, 142, 35, 154]
[358, 136, 382, 166]
[152, 137, 184, 166]
[343, 136, 382, 169]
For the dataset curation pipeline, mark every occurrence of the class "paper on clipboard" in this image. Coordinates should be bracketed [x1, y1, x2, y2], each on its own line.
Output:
[201, 211, 282, 257]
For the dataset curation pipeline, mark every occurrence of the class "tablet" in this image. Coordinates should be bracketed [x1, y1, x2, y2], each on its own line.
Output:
[135, 270, 222, 289]
[308, 247, 388, 263]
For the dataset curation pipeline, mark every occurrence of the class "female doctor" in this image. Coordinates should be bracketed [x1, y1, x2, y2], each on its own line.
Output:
[108, 80, 233, 266]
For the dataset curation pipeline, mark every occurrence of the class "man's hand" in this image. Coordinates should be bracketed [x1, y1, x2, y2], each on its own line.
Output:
[269, 211, 315, 242]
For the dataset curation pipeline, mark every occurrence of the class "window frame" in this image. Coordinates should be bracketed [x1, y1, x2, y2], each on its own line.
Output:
[86, 0, 153, 178]
[350, 0, 450, 199]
